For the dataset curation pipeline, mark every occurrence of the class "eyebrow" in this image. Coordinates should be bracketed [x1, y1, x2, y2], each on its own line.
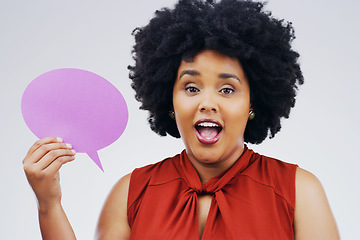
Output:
[179, 70, 200, 79]
[179, 70, 240, 81]
[218, 73, 240, 81]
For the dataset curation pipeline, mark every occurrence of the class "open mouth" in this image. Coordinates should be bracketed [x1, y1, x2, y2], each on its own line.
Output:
[195, 120, 223, 144]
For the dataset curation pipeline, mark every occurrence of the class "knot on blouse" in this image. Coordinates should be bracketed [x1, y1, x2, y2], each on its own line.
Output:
[191, 186, 217, 195]
[179, 147, 252, 198]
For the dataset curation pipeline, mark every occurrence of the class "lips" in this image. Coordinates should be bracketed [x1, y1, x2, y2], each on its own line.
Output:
[195, 119, 223, 144]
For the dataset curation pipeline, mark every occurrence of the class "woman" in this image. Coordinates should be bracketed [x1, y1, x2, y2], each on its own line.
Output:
[23, 0, 339, 239]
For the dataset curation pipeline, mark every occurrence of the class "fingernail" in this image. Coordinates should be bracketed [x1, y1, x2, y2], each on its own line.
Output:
[57, 137, 63, 142]
[71, 149, 76, 155]
[66, 143, 72, 149]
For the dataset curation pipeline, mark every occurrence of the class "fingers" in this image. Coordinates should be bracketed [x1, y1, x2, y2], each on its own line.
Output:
[25, 142, 72, 165]
[23, 137, 77, 175]
[23, 137, 62, 163]
[35, 147, 76, 170]
[44, 155, 75, 176]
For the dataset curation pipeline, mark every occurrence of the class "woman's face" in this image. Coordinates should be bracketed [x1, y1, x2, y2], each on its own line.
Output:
[173, 50, 251, 167]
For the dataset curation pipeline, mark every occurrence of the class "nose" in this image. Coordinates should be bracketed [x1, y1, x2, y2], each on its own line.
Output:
[199, 92, 218, 113]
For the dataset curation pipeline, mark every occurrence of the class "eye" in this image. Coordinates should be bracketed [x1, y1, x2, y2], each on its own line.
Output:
[220, 87, 234, 95]
[185, 86, 199, 93]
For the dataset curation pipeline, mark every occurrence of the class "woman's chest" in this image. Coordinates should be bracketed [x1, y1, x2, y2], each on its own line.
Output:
[129, 186, 294, 240]
[198, 194, 212, 239]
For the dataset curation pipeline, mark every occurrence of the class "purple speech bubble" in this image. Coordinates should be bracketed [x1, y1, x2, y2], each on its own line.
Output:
[21, 68, 128, 171]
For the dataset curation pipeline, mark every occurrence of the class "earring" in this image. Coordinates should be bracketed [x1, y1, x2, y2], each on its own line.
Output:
[169, 110, 175, 120]
[248, 110, 255, 120]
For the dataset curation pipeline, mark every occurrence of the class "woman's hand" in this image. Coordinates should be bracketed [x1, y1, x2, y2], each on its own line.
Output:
[23, 137, 77, 239]
[23, 137, 76, 211]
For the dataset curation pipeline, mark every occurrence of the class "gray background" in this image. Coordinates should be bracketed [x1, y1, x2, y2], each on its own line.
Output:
[1, 0, 359, 239]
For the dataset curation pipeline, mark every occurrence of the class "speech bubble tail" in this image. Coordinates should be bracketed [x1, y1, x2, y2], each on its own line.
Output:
[87, 151, 104, 172]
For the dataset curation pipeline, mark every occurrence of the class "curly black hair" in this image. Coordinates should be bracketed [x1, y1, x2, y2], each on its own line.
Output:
[128, 0, 304, 144]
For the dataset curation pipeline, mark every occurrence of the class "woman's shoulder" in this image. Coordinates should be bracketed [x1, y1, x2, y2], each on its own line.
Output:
[95, 173, 132, 239]
[244, 151, 298, 187]
[130, 153, 183, 185]
[239, 151, 299, 207]
[294, 167, 340, 239]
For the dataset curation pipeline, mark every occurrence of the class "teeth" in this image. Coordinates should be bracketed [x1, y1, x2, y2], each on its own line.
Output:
[197, 122, 219, 127]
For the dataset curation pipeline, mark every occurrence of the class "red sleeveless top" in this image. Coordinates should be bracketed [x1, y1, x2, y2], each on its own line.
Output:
[127, 147, 297, 239]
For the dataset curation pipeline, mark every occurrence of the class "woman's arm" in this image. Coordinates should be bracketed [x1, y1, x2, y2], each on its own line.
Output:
[23, 137, 77, 239]
[37, 203, 76, 239]
[294, 167, 340, 240]
[95, 173, 131, 240]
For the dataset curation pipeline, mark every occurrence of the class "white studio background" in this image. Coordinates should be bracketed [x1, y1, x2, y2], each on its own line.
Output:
[0, 0, 359, 239]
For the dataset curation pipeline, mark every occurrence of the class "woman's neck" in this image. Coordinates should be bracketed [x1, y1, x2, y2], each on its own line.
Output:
[188, 146, 245, 184]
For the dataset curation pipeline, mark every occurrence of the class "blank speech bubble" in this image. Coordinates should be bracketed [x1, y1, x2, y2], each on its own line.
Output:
[21, 68, 128, 171]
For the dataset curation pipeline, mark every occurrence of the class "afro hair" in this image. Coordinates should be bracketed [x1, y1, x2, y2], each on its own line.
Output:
[128, 0, 304, 144]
